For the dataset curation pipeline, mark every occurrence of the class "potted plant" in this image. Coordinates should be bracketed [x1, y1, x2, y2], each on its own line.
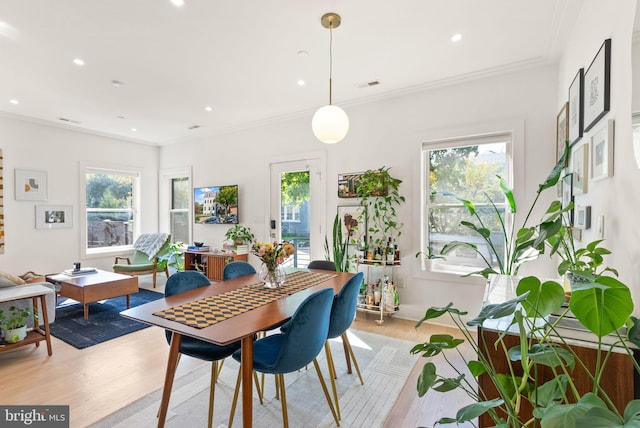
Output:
[415, 246, 445, 271]
[157, 241, 186, 272]
[535, 200, 618, 285]
[437, 146, 568, 278]
[356, 166, 405, 259]
[324, 213, 352, 272]
[224, 224, 255, 252]
[0, 305, 32, 343]
[412, 270, 640, 427]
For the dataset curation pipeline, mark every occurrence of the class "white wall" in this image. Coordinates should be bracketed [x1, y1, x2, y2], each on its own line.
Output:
[0, 117, 160, 274]
[558, 0, 639, 306]
[160, 62, 560, 323]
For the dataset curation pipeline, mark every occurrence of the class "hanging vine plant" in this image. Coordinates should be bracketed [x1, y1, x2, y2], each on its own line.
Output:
[356, 166, 405, 251]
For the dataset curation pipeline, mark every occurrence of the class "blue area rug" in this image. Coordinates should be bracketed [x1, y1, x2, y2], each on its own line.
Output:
[49, 289, 164, 350]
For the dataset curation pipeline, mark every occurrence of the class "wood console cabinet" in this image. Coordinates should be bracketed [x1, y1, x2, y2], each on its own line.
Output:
[184, 251, 248, 281]
[477, 328, 634, 427]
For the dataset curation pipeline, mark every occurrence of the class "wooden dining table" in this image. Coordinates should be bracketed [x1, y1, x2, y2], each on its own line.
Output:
[120, 269, 353, 428]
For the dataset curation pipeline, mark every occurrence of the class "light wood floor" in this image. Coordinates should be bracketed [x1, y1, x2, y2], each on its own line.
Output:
[0, 277, 467, 428]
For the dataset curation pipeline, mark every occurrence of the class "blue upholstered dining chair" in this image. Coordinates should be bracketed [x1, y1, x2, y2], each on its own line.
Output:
[222, 261, 256, 280]
[228, 288, 339, 428]
[308, 259, 337, 271]
[324, 271, 365, 420]
[163, 270, 245, 428]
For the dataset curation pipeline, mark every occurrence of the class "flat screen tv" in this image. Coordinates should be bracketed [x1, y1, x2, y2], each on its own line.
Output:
[194, 185, 238, 224]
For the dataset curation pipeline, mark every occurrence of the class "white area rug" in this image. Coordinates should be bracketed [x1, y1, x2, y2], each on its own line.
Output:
[90, 329, 418, 428]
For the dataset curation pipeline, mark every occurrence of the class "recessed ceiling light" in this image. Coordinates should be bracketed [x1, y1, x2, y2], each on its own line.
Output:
[73, 58, 85, 66]
[111, 80, 124, 87]
[9, 99, 18, 105]
[204, 106, 213, 112]
[297, 79, 305, 86]
[451, 33, 463, 43]
[131, 128, 137, 132]
[171, 0, 184, 7]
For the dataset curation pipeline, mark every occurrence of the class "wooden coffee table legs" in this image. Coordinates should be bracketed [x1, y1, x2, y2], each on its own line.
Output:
[82, 294, 132, 320]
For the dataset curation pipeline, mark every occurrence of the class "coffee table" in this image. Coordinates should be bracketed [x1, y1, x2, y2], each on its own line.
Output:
[47, 270, 139, 320]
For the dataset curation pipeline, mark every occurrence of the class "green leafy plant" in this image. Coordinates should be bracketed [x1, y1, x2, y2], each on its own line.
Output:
[412, 273, 640, 427]
[415, 246, 445, 260]
[0, 305, 32, 330]
[224, 224, 255, 245]
[324, 213, 351, 272]
[157, 241, 186, 271]
[535, 200, 618, 282]
[437, 146, 568, 278]
[356, 166, 405, 251]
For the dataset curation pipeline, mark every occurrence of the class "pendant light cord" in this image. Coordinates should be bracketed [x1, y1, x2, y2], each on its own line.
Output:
[329, 24, 333, 105]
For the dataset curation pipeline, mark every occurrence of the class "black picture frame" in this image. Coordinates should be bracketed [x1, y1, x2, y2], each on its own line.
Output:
[561, 173, 574, 226]
[556, 101, 569, 167]
[568, 68, 584, 147]
[583, 39, 611, 132]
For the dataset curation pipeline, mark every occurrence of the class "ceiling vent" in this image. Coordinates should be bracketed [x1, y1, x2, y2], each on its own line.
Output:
[58, 117, 80, 124]
[356, 80, 381, 88]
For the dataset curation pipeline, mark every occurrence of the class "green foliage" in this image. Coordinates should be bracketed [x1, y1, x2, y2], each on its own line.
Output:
[535, 200, 619, 280]
[225, 225, 255, 244]
[0, 305, 32, 330]
[356, 166, 405, 250]
[438, 144, 568, 278]
[215, 186, 238, 212]
[324, 214, 350, 272]
[411, 273, 640, 427]
[281, 171, 310, 207]
[157, 241, 186, 271]
[86, 173, 132, 208]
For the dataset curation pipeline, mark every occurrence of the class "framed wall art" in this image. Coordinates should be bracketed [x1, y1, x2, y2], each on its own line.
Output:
[583, 39, 611, 132]
[575, 205, 591, 230]
[15, 169, 48, 201]
[591, 118, 615, 181]
[556, 101, 569, 166]
[337, 205, 365, 245]
[337, 173, 361, 198]
[572, 143, 588, 195]
[36, 205, 72, 229]
[568, 68, 584, 146]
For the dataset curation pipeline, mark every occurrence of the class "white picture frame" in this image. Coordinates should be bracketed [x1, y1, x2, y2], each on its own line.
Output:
[15, 169, 48, 201]
[36, 205, 72, 229]
[572, 144, 588, 195]
[591, 119, 615, 181]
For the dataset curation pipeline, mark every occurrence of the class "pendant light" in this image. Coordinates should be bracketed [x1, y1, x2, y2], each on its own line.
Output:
[312, 12, 349, 144]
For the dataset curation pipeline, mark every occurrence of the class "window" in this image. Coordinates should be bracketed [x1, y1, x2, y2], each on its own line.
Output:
[83, 166, 140, 254]
[421, 133, 511, 274]
[170, 177, 190, 243]
[281, 204, 301, 223]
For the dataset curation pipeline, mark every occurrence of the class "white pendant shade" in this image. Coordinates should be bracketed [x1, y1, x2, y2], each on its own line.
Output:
[312, 104, 349, 144]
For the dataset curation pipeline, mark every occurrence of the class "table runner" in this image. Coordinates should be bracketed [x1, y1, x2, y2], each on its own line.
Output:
[153, 271, 337, 329]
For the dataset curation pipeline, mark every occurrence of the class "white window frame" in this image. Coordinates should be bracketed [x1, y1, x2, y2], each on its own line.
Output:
[159, 167, 192, 245]
[418, 130, 518, 278]
[281, 204, 301, 223]
[80, 162, 141, 258]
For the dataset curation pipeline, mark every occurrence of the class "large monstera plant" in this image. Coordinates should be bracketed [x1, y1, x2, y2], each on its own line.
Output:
[411, 274, 640, 427]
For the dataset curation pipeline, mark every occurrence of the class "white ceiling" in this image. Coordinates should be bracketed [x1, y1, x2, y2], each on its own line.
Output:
[0, 0, 583, 146]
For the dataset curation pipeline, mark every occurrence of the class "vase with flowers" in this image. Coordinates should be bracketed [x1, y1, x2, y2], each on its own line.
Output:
[251, 241, 296, 288]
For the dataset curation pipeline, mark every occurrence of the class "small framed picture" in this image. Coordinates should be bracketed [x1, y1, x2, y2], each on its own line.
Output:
[15, 169, 48, 201]
[575, 205, 591, 230]
[591, 119, 615, 181]
[583, 39, 611, 132]
[36, 205, 72, 229]
[337, 205, 365, 245]
[556, 102, 569, 166]
[337, 173, 362, 198]
[572, 144, 588, 195]
[568, 68, 584, 147]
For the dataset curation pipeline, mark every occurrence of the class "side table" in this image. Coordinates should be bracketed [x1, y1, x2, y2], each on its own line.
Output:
[0, 284, 53, 356]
